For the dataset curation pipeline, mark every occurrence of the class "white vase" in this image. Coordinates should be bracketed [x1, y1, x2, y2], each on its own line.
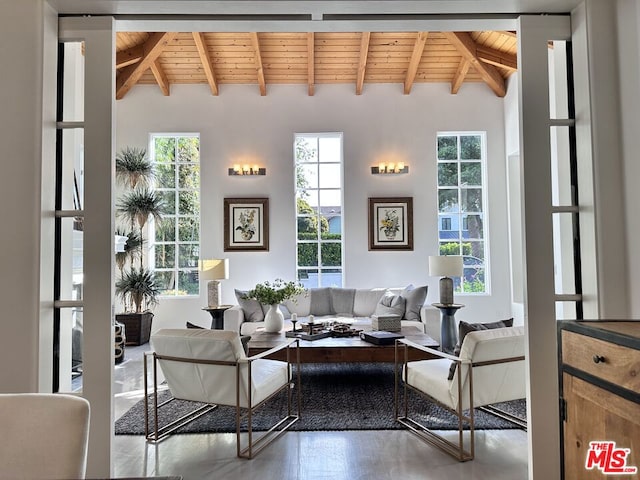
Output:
[264, 304, 284, 333]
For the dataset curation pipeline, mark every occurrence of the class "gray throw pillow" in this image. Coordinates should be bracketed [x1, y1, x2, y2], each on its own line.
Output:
[374, 294, 406, 317]
[447, 318, 514, 380]
[401, 285, 428, 321]
[330, 288, 356, 315]
[234, 289, 266, 322]
[310, 287, 334, 316]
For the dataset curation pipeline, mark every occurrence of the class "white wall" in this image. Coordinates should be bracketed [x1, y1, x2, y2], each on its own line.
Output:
[0, 1, 53, 392]
[116, 82, 512, 330]
[618, 0, 640, 316]
[503, 76, 525, 324]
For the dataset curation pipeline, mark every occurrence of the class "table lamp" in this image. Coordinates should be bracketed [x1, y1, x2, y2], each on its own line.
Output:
[429, 255, 463, 305]
[199, 259, 229, 307]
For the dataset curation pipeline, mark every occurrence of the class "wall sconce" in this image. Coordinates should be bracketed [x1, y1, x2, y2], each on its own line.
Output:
[371, 161, 409, 175]
[228, 164, 266, 176]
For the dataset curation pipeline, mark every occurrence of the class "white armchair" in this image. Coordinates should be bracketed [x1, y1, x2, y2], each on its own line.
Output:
[395, 326, 526, 461]
[145, 329, 300, 458]
[0, 393, 90, 479]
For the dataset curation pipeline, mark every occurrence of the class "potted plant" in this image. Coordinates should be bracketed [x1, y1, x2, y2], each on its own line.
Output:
[114, 147, 165, 345]
[243, 279, 306, 332]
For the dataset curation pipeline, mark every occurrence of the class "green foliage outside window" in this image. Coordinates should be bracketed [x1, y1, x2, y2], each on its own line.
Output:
[437, 136, 458, 160]
[439, 242, 472, 256]
[297, 198, 329, 234]
[438, 162, 458, 186]
[460, 135, 481, 159]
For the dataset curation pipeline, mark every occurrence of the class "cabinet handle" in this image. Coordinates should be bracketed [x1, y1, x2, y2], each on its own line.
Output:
[592, 355, 606, 364]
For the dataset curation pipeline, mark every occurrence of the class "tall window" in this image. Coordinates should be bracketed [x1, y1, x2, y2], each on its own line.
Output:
[295, 133, 344, 288]
[437, 132, 488, 293]
[150, 134, 201, 296]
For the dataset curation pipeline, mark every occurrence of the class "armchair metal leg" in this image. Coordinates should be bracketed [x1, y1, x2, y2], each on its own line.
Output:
[237, 344, 301, 459]
[395, 383, 474, 462]
[144, 351, 219, 443]
[394, 350, 474, 462]
[478, 404, 527, 431]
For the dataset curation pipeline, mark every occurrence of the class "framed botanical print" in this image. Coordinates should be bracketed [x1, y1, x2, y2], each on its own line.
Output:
[368, 197, 413, 251]
[223, 198, 269, 251]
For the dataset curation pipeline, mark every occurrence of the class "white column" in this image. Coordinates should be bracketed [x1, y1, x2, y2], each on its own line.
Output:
[517, 15, 570, 480]
[573, 0, 629, 318]
[59, 16, 116, 478]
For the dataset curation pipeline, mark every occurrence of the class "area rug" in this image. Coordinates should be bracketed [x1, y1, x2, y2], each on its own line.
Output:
[115, 362, 526, 435]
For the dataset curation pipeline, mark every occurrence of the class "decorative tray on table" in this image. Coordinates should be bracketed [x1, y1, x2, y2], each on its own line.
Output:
[284, 321, 362, 340]
[285, 322, 331, 340]
[329, 323, 363, 337]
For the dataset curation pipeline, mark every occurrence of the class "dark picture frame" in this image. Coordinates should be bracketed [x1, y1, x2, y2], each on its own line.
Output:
[223, 198, 269, 251]
[368, 197, 413, 251]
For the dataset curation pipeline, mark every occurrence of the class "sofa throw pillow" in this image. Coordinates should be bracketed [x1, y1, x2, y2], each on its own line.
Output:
[330, 288, 356, 316]
[234, 289, 266, 323]
[373, 293, 406, 317]
[447, 318, 514, 380]
[353, 289, 387, 317]
[401, 285, 428, 321]
[310, 287, 334, 316]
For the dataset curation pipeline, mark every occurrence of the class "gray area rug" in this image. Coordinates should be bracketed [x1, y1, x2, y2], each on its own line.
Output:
[115, 362, 526, 434]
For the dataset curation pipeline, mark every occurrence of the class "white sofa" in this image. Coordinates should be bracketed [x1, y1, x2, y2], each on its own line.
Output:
[224, 286, 440, 338]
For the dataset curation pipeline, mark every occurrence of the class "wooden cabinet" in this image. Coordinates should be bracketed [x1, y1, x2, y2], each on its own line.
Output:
[558, 321, 640, 479]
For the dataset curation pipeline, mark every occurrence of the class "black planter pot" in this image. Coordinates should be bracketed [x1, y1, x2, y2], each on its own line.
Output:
[115, 312, 154, 346]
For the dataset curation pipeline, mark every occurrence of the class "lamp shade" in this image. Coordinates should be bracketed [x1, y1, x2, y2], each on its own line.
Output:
[199, 259, 229, 280]
[428, 255, 463, 277]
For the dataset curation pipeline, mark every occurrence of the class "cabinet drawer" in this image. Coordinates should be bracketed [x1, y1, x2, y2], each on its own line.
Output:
[562, 330, 640, 394]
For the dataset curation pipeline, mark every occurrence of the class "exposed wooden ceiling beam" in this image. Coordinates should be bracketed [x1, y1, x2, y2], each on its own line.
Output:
[250, 32, 266, 96]
[451, 58, 470, 94]
[307, 32, 315, 96]
[477, 45, 517, 72]
[404, 31, 429, 95]
[116, 45, 143, 69]
[356, 32, 371, 96]
[443, 31, 506, 97]
[192, 32, 219, 96]
[150, 59, 170, 96]
[116, 32, 178, 100]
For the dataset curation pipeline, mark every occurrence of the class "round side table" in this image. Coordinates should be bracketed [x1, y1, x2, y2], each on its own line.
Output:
[432, 303, 465, 354]
[203, 305, 232, 329]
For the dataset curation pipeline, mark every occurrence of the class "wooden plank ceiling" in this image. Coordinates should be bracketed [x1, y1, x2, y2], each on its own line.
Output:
[115, 31, 517, 100]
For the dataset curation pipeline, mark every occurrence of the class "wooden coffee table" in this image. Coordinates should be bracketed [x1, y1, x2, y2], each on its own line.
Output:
[247, 326, 439, 363]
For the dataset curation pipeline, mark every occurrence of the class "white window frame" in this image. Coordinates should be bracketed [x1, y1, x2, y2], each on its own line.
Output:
[436, 131, 490, 295]
[294, 132, 344, 288]
[149, 132, 201, 297]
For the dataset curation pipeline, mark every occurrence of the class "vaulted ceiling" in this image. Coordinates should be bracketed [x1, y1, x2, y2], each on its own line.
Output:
[115, 30, 517, 99]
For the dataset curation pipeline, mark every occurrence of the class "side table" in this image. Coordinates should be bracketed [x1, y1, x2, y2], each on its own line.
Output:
[203, 305, 232, 329]
[432, 303, 465, 354]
